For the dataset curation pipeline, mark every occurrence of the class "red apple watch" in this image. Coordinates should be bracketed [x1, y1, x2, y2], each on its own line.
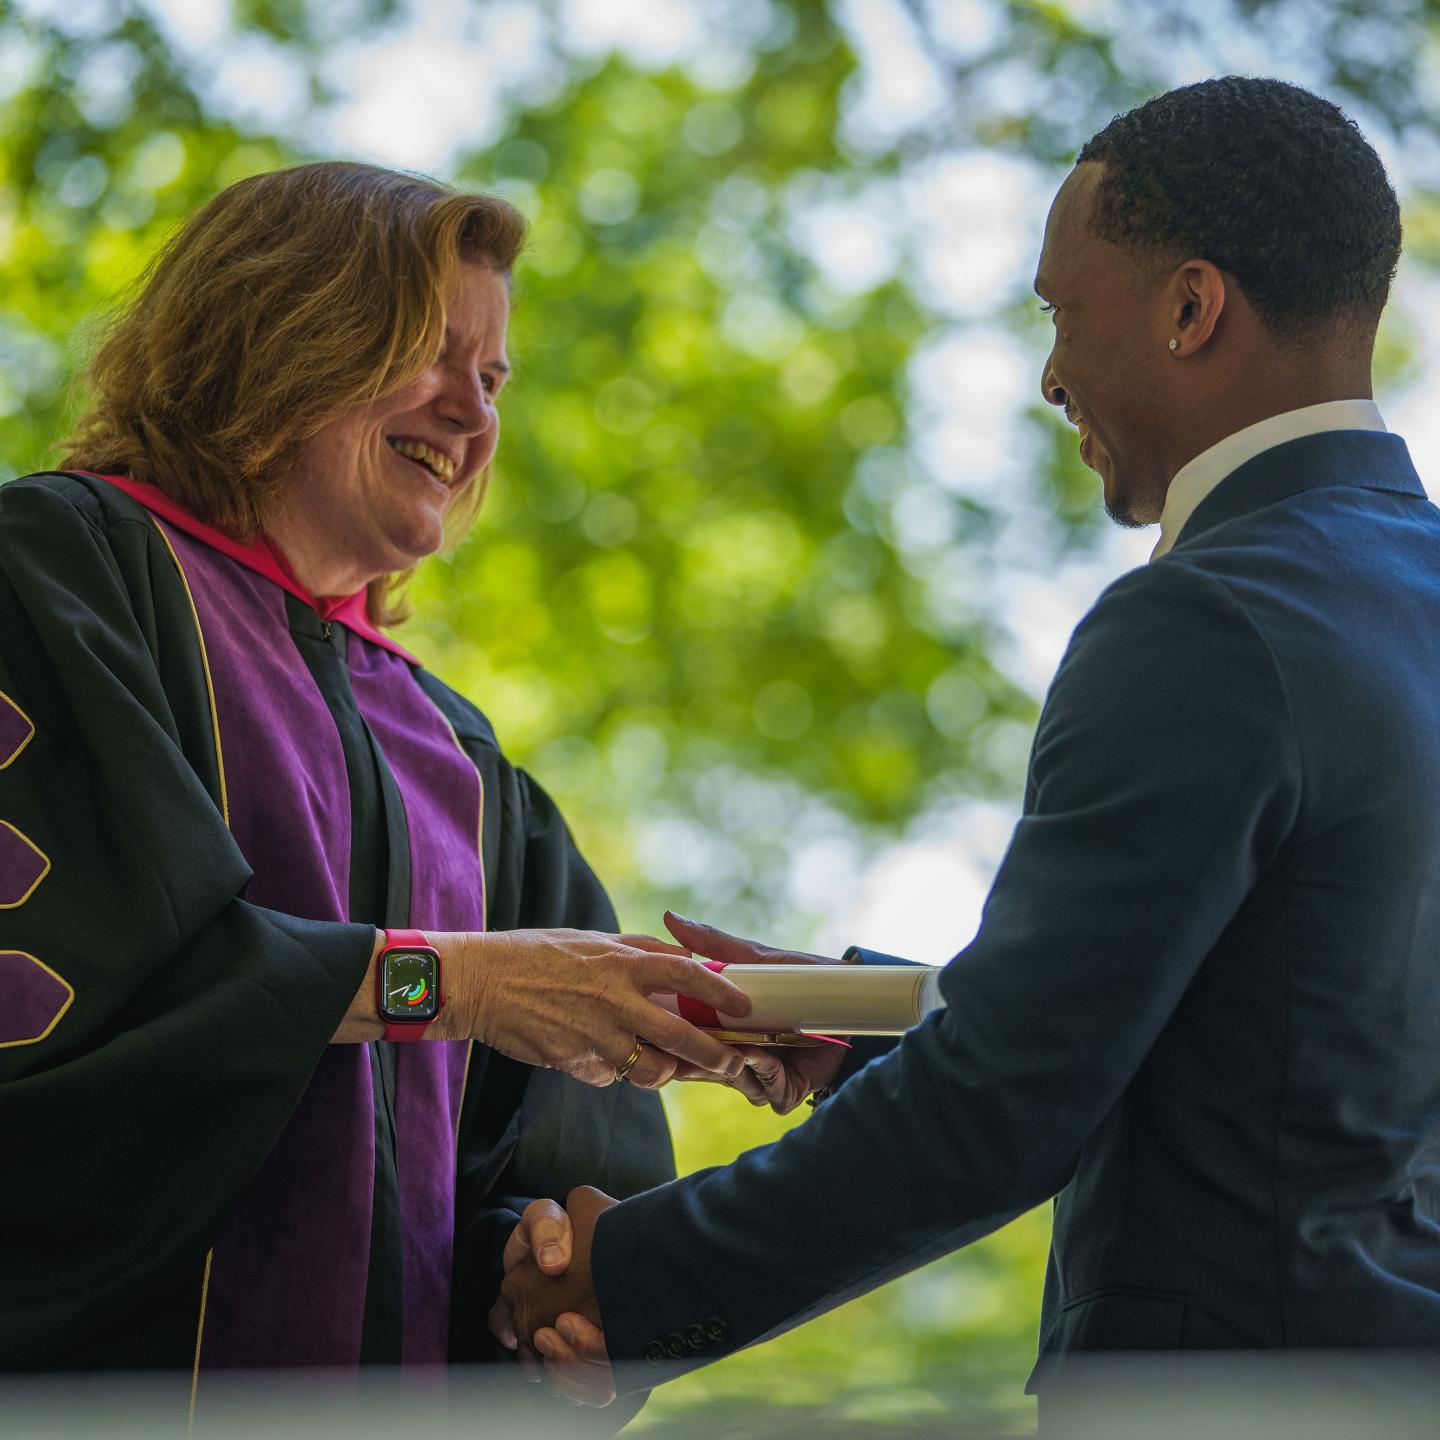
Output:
[377, 928, 444, 1041]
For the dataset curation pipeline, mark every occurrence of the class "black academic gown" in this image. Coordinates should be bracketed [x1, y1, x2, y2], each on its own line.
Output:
[0, 471, 672, 1399]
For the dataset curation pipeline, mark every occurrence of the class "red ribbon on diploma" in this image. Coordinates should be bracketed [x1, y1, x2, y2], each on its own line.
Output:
[675, 959, 728, 1028]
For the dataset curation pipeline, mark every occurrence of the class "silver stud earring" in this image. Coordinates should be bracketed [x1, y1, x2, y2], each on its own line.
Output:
[1169, 339, 1179, 351]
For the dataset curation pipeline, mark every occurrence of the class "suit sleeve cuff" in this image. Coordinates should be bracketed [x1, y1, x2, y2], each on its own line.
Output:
[819, 946, 921, 1084]
[840, 944, 926, 967]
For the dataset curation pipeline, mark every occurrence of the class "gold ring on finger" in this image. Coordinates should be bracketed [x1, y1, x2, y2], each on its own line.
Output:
[614, 1040, 644, 1083]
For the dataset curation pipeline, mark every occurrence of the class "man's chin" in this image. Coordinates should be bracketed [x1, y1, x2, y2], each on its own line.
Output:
[1103, 495, 1148, 530]
[1098, 463, 1157, 531]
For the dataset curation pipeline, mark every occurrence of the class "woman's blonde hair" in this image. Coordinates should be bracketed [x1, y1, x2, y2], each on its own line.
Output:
[60, 161, 527, 625]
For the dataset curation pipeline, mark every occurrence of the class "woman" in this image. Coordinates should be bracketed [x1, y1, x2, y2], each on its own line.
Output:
[0, 162, 748, 1385]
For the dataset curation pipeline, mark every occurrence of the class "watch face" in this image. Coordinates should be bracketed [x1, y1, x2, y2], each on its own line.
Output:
[382, 950, 439, 1023]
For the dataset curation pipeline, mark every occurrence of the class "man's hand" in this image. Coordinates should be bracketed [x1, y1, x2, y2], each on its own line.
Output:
[663, 912, 849, 1112]
[662, 911, 838, 968]
[532, 1313, 615, 1407]
[489, 1195, 618, 1406]
[496, 1188, 617, 1395]
[679, 1039, 847, 1114]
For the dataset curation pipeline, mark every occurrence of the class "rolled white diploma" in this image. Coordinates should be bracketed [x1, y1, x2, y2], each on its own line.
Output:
[656, 963, 947, 1036]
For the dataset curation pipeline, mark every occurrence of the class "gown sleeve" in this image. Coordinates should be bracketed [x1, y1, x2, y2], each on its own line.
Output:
[0, 476, 376, 1369]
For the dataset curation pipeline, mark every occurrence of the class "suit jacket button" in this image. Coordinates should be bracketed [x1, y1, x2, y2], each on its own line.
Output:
[645, 1342, 667, 1366]
[665, 1333, 688, 1359]
[704, 1316, 728, 1342]
[683, 1323, 707, 1351]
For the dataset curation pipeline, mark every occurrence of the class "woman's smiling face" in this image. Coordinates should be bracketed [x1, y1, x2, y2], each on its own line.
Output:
[276, 261, 511, 597]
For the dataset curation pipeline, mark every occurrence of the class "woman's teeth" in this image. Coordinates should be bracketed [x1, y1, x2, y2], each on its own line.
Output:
[388, 438, 456, 483]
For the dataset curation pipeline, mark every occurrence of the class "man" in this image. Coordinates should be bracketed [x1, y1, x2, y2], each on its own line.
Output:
[497, 76, 1440, 1405]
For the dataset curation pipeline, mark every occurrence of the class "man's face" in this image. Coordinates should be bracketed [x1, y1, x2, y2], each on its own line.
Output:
[1035, 163, 1170, 527]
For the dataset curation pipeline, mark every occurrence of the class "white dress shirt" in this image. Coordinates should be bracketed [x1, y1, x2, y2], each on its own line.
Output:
[1150, 399, 1387, 562]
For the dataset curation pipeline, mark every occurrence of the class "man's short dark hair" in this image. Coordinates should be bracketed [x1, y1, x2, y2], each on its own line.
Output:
[1077, 77, 1402, 340]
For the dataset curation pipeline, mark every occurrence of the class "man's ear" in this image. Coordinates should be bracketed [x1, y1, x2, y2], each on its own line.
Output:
[1167, 259, 1227, 357]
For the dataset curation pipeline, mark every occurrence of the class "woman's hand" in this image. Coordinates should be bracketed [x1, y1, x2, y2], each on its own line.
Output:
[448, 928, 751, 1088]
[660, 912, 850, 1111]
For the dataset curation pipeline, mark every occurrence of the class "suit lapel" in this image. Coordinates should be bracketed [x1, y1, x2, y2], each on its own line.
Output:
[1173, 430, 1426, 552]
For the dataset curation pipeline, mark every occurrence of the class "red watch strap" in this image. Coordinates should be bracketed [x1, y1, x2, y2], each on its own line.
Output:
[379, 929, 442, 1041]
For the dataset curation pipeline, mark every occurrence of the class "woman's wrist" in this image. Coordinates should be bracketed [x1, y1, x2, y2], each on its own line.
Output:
[436, 929, 510, 1044]
[331, 929, 388, 1043]
[410, 929, 508, 1043]
[330, 929, 503, 1045]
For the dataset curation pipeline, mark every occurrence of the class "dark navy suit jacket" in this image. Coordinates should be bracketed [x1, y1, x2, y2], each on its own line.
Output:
[592, 431, 1440, 1388]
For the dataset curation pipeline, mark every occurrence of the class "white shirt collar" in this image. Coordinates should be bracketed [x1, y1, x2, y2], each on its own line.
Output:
[1150, 399, 1387, 562]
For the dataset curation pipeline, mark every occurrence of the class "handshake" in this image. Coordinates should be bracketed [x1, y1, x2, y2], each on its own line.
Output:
[487, 1186, 621, 1407]
[485, 914, 856, 1405]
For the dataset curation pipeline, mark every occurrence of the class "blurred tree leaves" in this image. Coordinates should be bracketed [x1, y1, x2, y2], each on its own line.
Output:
[403, 36, 1038, 930]
[4, 0, 1429, 933]
[4, 1, 1439, 1428]
[0, 0, 288, 467]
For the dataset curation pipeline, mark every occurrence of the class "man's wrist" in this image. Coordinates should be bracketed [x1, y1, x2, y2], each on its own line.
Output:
[840, 945, 925, 967]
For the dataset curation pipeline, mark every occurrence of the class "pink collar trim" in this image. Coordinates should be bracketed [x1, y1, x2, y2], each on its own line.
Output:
[83, 472, 421, 666]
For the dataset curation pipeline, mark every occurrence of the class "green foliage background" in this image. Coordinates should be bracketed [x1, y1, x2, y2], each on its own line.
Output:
[2, 0, 1435, 1431]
